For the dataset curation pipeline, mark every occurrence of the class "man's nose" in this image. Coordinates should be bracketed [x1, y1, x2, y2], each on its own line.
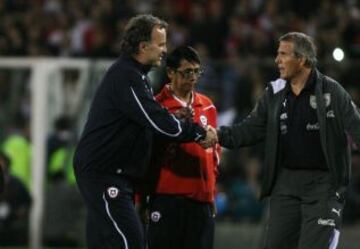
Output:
[275, 56, 282, 65]
[189, 74, 197, 80]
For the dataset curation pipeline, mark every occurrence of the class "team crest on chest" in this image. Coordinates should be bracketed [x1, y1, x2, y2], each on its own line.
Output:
[310, 93, 331, 109]
[323, 93, 331, 107]
[107, 187, 119, 199]
[310, 95, 317, 109]
[200, 115, 207, 126]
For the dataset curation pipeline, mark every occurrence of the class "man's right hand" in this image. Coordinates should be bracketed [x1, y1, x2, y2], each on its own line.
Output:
[198, 125, 218, 149]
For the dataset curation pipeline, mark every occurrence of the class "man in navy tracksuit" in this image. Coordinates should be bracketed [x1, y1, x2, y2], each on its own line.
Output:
[73, 15, 217, 249]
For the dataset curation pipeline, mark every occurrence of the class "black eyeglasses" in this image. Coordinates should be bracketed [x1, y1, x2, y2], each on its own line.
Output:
[175, 68, 204, 78]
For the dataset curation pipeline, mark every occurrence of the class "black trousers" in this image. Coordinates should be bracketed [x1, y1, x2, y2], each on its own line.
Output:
[264, 168, 343, 249]
[76, 174, 144, 249]
[148, 195, 215, 249]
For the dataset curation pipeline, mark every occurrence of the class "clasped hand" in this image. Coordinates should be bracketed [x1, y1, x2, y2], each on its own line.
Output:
[174, 107, 218, 148]
[198, 125, 218, 149]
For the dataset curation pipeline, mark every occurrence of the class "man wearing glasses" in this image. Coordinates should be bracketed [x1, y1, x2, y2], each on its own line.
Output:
[141, 46, 221, 249]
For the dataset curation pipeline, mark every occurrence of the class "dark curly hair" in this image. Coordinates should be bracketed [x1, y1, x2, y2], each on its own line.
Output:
[120, 14, 168, 56]
[167, 46, 201, 70]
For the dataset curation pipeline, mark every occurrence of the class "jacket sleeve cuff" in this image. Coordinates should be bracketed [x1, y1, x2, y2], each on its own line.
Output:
[194, 125, 206, 142]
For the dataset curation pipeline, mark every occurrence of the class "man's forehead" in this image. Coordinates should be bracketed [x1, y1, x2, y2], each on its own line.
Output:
[279, 41, 294, 50]
[178, 59, 200, 69]
[151, 26, 166, 40]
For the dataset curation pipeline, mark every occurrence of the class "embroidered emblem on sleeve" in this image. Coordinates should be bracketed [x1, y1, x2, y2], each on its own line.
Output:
[150, 211, 161, 222]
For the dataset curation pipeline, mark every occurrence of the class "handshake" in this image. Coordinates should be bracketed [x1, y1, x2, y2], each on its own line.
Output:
[198, 125, 218, 149]
[174, 107, 218, 149]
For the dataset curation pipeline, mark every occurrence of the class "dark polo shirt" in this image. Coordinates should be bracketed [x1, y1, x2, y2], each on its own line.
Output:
[279, 70, 327, 170]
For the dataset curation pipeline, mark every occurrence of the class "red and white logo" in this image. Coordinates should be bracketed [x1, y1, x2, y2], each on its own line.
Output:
[200, 115, 207, 126]
[107, 187, 119, 199]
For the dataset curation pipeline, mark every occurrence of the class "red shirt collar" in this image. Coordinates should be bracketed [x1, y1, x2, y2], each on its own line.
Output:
[157, 85, 204, 109]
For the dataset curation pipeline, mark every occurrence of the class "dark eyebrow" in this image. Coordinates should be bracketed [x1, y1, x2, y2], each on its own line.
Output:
[181, 65, 201, 70]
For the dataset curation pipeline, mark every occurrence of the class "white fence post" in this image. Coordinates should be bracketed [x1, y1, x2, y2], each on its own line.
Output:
[30, 61, 50, 249]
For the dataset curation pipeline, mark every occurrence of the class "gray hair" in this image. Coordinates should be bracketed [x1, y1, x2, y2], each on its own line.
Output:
[279, 32, 317, 68]
[120, 14, 168, 56]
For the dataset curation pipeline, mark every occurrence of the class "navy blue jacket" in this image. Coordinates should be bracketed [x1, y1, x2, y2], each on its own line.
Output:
[74, 56, 206, 179]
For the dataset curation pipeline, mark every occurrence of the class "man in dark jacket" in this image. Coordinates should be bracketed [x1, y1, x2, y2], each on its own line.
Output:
[203, 32, 360, 249]
[73, 15, 217, 249]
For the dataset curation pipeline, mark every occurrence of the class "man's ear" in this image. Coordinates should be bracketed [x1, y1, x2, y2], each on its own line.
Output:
[298, 57, 306, 67]
[139, 41, 149, 53]
[167, 68, 174, 80]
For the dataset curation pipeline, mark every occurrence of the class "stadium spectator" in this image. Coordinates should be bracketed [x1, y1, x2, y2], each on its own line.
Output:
[47, 115, 76, 185]
[0, 152, 31, 246]
[2, 114, 31, 190]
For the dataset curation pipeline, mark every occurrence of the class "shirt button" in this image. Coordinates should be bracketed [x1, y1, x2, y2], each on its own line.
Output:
[116, 169, 122, 174]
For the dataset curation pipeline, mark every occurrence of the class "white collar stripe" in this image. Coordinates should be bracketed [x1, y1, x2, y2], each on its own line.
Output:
[270, 78, 286, 94]
[172, 94, 187, 107]
[170, 89, 194, 107]
[203, 105, 215, 111]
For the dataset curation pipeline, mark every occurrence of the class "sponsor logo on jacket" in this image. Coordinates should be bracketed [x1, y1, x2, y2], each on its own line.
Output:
[306, 123, 320, 131]
[317, 218, 335, 227]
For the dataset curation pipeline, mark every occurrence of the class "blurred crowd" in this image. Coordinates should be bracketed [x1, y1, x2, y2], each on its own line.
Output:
[0, 0, 358, 60]
[0, 0, 360, 247]
[1, 0, 360, 108]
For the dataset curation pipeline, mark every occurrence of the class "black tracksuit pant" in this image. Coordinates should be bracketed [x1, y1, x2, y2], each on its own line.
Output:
[264, 168, 343, 249]
[76, 173, 144, 249]
[147, 195, 215, 249]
